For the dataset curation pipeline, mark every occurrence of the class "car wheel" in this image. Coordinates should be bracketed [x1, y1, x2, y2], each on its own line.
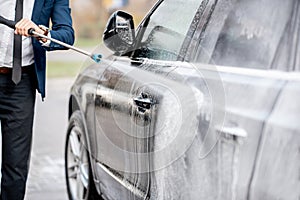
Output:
[65, 111, 100, 200]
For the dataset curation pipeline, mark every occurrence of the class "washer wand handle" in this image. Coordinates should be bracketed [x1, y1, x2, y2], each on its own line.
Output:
[0, 15, 102, 63]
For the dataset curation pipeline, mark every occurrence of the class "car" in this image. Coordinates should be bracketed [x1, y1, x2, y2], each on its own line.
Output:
[64, 0, 300, 199]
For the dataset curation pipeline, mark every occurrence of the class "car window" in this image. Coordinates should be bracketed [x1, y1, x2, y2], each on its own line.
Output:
[194, 0, 298, 70]
[134, 0, 203, 61]
[272, 2, 300, 72]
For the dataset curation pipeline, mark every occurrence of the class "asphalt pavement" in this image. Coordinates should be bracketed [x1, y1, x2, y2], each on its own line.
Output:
[25, 78, 75, 200]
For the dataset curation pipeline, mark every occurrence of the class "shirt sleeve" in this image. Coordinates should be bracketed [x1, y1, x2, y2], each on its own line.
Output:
[40, 32, 51, 47]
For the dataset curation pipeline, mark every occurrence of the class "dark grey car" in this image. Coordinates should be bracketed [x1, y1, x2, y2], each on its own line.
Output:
[65, 0, 300, 199]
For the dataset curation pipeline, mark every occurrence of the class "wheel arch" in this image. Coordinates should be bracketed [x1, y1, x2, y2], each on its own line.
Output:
[68, 95, 93, 162]
[68, 95, 80, 119]
[67, 95, 102, 195]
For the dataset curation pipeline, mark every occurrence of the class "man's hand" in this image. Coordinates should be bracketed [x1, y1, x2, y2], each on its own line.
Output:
[15, 18, 47, 42]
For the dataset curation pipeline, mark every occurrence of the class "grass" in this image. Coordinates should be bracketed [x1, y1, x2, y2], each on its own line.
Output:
[47, 38, 98, 78]
[74, 37, 100, 48]
[47, 61, 83, 78]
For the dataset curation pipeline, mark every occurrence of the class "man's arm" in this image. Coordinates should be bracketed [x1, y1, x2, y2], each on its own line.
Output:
[47, 0, 75, 51]
[15, 0, 74, 51]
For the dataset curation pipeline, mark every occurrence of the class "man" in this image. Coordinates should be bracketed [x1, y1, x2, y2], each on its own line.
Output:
[0, 0, 74, 199]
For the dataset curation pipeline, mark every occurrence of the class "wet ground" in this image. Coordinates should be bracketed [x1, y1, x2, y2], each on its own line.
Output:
[24, 46, 99, 199]
[25, 78, 75, 200]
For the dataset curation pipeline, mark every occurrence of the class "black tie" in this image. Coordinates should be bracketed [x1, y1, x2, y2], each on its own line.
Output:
[12, 0, 23, 84]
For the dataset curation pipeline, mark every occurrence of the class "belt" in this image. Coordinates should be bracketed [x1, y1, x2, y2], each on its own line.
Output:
[0, 64, 34, 75]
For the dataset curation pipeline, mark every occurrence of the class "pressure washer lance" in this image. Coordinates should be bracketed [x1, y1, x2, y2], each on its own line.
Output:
[0, 15, 102, 63]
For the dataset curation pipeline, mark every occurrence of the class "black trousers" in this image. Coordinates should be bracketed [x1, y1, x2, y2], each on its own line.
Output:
[0, 70, 36, 200]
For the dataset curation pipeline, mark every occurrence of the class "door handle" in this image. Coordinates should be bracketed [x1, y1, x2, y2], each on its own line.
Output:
[133, 94, 153, 109]
[134, 97, 152, 109]
[133, 92, 154, 111]
[215, 126, 248, 138]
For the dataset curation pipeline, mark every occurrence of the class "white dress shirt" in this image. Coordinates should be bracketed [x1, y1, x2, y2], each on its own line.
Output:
[0, 0, 35, 68]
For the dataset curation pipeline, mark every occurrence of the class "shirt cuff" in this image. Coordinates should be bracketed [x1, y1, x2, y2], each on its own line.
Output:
[40, 32, 51, 47]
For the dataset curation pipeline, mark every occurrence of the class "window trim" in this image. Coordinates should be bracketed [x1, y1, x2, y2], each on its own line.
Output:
[179, 0, 218, 62]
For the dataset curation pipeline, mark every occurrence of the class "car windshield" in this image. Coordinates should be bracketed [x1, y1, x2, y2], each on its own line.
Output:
[195, 0, 299, 70]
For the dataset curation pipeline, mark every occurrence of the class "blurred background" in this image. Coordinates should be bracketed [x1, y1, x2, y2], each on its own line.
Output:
[23, 0, 157, 199]
[47, 0, 157, 78]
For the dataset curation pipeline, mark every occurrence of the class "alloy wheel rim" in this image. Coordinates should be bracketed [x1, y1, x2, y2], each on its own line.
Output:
[67, 127, 90, 200]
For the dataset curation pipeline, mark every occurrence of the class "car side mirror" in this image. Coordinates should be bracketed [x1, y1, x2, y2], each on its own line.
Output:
[103, 11, 135, 54]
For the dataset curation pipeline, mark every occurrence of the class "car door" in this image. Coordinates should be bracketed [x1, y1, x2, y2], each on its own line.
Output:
[162, 0, 296, 199]
[94, 58, 150, 200]
[93, 0, 206, 199]
[246, 4, 300, 199]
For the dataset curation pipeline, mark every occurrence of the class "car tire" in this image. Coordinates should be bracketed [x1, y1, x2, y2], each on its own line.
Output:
[65, 111, 100, 200]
